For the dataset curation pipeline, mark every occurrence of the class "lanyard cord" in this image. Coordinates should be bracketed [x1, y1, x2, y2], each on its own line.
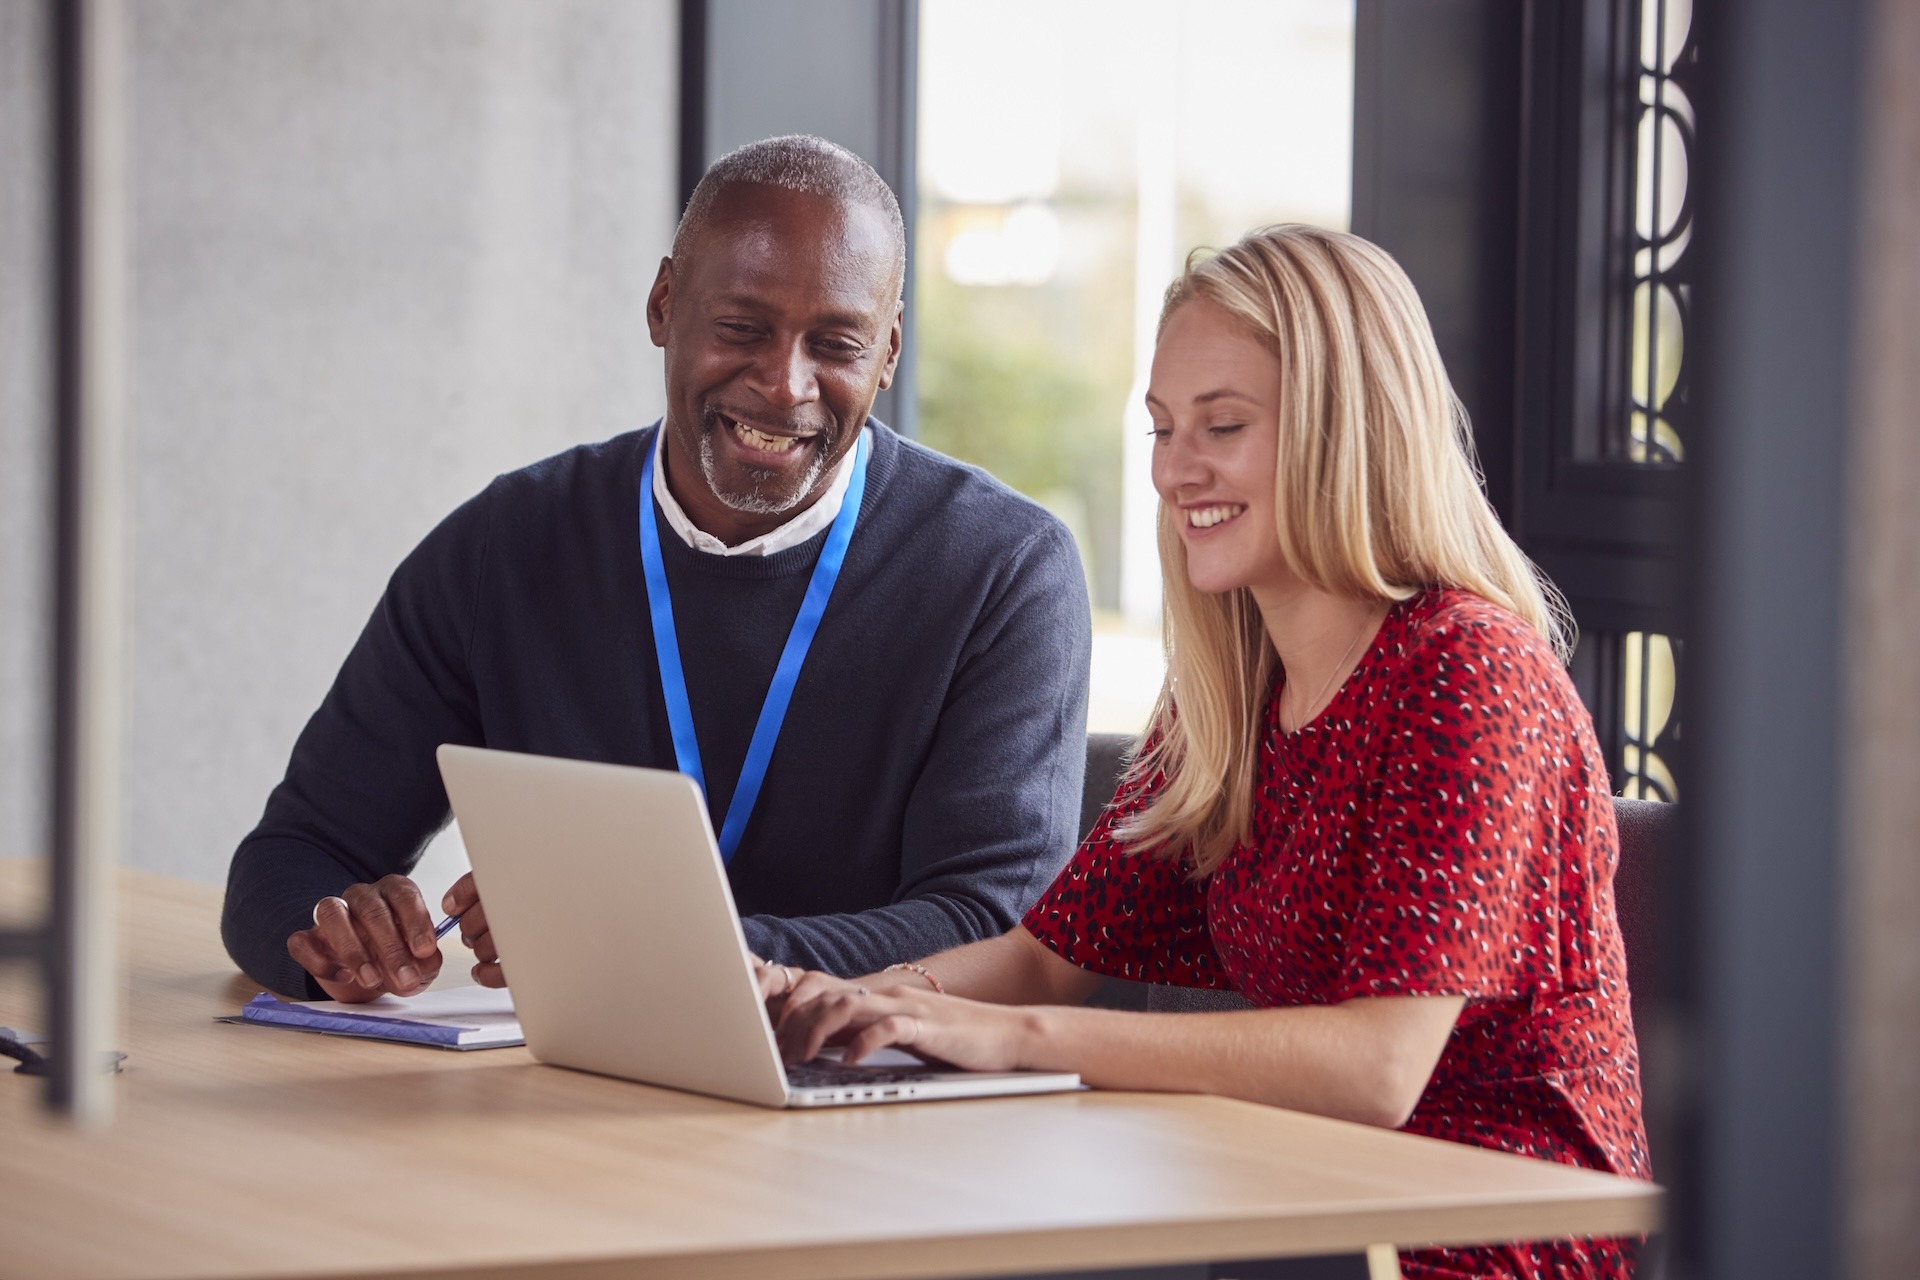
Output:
[637, 429, 870, 862]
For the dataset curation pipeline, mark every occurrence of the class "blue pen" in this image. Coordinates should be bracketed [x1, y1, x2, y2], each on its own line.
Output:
[433, 912, 463, 941]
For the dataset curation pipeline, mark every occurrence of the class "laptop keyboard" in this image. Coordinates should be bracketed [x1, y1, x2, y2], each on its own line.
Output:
[786, 1059, 940, 1088]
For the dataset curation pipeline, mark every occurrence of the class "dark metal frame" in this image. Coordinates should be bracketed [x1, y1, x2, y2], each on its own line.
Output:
[873, 0, 918, 436]
[1354, 0, 1690, 801]
[1352, 1, 1526, 531]
[676, 0, 708, 211]
[1512, 0, 1686, 639]
[1523, 0, 1694, 803]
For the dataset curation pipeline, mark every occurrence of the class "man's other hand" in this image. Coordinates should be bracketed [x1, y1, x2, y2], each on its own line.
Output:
[287, 875, 443, 1003]
[442, 872, 503, 988]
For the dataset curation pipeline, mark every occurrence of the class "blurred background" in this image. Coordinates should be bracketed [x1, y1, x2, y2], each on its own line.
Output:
[3, 2, 1917, 1275]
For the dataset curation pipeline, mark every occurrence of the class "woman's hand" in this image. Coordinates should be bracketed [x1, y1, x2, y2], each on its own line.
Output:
[751, 959, 932, 1011]
[772, 981, 1039, 1072]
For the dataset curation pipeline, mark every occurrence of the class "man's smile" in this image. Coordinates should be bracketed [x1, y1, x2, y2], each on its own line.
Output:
[715, 411, 818, 458]
[708, 408, 829, 467]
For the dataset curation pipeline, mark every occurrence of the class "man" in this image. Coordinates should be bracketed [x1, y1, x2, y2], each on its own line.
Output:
[221, 136, 1091, 1002]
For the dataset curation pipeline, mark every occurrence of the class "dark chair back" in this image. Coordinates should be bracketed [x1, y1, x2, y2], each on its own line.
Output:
[1610, 796, 1673, 1019]
[1080, 732, 1138, 843]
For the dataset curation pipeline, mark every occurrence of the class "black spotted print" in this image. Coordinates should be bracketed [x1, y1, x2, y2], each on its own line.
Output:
[1023, 590, 1650, 1280]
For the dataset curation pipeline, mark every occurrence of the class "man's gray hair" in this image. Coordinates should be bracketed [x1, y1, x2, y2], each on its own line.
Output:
[673, 135, 907, 299]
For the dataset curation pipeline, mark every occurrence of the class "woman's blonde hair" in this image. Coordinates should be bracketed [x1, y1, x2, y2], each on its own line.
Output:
[1120, 224, 1572, 874]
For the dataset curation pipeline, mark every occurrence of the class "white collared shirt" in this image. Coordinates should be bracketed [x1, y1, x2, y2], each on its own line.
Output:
[650, 424, 864, 557]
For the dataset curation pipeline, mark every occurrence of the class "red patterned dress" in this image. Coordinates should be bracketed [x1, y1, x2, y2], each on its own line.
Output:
[1023, 589, 1650, 1279]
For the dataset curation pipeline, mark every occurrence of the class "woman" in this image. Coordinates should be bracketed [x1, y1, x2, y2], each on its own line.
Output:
[763, 225, 1649, 1279]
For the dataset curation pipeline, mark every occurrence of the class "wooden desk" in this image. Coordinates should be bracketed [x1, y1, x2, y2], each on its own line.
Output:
[0, 861, 1659, 1279]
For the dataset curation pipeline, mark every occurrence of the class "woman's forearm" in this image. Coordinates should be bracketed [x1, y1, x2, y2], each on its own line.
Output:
[773, 948, 1462, 1127]
[1016, 997, 1464, 1128]
[881, 927, 1102, 1007]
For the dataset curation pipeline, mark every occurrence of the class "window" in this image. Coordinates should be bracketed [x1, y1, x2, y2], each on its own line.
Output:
[1606, 0, 1693, 800]
[1351, 0, 1692, 800]
[1544, 0, 1695, 800]
[914, 0, 1355, 733]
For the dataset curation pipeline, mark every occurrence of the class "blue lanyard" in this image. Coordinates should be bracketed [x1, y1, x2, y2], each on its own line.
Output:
[637, 428, 870, 863]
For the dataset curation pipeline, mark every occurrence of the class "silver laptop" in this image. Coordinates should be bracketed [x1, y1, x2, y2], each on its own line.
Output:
[435, 744, 1082, 1109]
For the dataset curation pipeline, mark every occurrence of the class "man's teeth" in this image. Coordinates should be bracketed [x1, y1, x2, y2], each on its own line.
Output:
[1188, 504, 1247, 529]
[729, 419, 802, 454]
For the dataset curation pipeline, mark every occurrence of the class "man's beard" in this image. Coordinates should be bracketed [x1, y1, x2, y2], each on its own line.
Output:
[697, 409, 838, 517]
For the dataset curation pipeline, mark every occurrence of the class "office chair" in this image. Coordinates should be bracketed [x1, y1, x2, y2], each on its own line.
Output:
[1610, 796, 1673, 1024]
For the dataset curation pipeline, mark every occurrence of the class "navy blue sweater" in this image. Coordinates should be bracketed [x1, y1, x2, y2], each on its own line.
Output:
[221, 423, 1092, 998]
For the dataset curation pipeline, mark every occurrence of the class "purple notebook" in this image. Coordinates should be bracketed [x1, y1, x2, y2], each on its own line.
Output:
[234, 988, 524, 1050]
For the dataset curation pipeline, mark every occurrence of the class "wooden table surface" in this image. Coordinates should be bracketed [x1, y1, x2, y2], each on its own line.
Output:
[0, 859, 1660, 1280]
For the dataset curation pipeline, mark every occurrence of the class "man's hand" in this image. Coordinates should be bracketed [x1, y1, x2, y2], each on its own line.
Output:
[442, 872, 503, 988]
[286, 875, 443, 1003]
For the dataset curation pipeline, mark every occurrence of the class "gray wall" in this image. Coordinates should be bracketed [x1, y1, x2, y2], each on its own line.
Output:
[1, 0, 51, 879]
[2, 0, 678, 895]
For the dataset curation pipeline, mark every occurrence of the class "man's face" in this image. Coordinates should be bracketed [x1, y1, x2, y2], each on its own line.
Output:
[647, 185, 901, 531]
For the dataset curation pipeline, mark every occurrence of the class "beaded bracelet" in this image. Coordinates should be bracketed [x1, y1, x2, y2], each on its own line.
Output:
[883, 962, 946, 995]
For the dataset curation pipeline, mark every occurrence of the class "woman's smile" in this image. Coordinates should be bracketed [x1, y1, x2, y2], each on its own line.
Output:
[1183, 502, 1248, 532]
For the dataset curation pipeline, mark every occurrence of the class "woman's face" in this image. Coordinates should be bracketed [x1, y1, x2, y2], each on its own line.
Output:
[1147, 299, 1291, 596]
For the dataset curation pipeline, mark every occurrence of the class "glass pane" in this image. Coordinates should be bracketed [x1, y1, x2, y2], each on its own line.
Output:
[917, 0, 1356, 733]
[1587, 0, 1697, 467]
[1622, 631, 1679, 801]
[1625, 0, 1693, 465]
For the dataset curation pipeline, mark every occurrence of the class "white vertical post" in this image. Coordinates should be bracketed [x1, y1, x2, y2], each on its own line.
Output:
[47, 0, 129, 1125]
[1119, 1, 1176, 629]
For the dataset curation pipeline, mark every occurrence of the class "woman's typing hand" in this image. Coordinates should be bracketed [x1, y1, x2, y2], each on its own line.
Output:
[768, 974, 1037, 1072]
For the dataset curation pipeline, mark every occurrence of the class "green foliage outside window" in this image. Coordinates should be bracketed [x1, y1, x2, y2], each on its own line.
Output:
[912, 232, 1131, 607]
